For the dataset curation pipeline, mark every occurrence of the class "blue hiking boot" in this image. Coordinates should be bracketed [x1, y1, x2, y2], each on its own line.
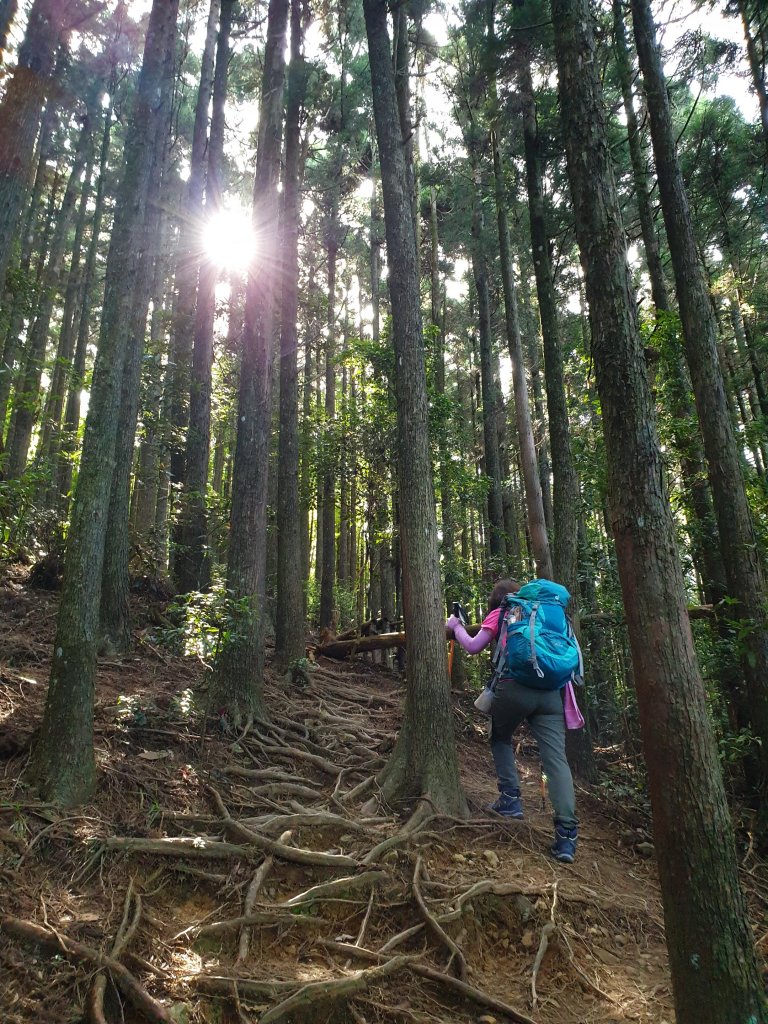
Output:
[487, 790, 523, 818]
[551, 824, 578, 863]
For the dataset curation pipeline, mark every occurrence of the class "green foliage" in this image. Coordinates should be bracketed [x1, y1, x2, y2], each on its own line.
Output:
[157, 579, 255, 666]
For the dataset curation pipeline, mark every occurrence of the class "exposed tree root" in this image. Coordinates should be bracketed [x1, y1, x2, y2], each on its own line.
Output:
[531, 883, 558, 1007]
[257, 955, 412, 1024]
[104, 836, 259, 860]
[237, 850, 277, 964]
[281, 870, 389, 907]
[0, 915, 173, 1024]
[412, 854, 467, 981]
[206, 785, 362, 867]
[88, 879, 142, 1024]
[194, 911, 331, 936]
[318, 940, 540, 1024]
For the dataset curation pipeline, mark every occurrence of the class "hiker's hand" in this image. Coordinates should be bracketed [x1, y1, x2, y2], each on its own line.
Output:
[446, 614, 460, 631]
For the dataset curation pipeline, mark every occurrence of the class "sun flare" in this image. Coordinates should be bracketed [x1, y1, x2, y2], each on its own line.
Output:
[202, 206, 257, 273]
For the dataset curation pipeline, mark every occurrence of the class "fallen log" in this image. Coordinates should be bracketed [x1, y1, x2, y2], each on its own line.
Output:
[314, 607, 715, 659]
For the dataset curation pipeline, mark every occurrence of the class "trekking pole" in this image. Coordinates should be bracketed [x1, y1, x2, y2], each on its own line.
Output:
[447, 601, 468, 677]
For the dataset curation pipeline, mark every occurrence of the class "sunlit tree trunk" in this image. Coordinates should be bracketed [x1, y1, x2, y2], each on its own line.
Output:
[167, 0, 220, 506]
[30, 0, 179, 806]
[552, 0, 767, 1019]
[211, 0, 289, 724]
[176, 0, 233, 592]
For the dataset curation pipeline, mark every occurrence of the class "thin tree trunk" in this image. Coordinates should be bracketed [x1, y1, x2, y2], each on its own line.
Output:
[552, 0, 767, 1019]
[319, 234, 338, 629]
[364, 0, 466, 816]
[469, 164, 505, 564]
[0, 0, 68, 288]
[488, 129, 551, 578]
[0, 98, 57, 443]
[167, 0, 220, 500]
[30, 0, 179, 806]
[56, 101, 112, 509]
[0, 0, 18, 58]
[737, 0, 768, 158]
[5, 114, 91, 477]
[37, 125, 96, 474]
[176, 0, 233, 593]
[211, 0, 289, 724]
[275, 0, 307, 668]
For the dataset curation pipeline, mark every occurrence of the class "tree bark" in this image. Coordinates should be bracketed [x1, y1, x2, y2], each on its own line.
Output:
[632, 0, 768, 794]
[56, 101, 112, 510]
[211, 0, 289, 725]
[319, 232, 338, 630]
[552, 0, 767, 1019]
[275, 0, 308, 668]
[37, 125, 95, 477]
[29, 0, 179, 806]
[0, 0, 18, 58]
[0, 0, 69, 289]
[468, 160, 506, 565]
[175, 0, 233, 593]
[737, 0, 768, 159]
[483, 16, 552, 577]
[5, 111, 91, 478]
[0, 98, 57, 444]
[363, 0, 466, 817]
[167, 0, 220, 504]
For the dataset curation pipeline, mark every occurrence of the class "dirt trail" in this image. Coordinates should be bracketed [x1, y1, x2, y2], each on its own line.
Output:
[0, 570, 678, 1023]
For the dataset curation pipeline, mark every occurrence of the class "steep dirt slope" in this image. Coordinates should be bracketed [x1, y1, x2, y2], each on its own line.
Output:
[0, 569, 700, 1024]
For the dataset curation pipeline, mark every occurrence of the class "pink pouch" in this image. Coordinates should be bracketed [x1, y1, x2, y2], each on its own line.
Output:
[564, 680, 585, 730]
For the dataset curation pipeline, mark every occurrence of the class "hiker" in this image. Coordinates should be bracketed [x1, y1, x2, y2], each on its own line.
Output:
[446, 578, 580, 864]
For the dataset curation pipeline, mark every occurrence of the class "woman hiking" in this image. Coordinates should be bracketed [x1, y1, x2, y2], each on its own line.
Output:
[446, 578, 580, 864]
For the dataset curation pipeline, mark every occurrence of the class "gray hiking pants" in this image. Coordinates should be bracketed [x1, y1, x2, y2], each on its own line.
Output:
[490, 677, 577, 828]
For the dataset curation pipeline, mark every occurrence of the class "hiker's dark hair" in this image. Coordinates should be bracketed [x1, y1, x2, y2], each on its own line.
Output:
[488, 578, 521, 612]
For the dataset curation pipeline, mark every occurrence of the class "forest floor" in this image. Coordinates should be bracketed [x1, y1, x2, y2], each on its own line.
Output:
[0, 566, 763, 1024]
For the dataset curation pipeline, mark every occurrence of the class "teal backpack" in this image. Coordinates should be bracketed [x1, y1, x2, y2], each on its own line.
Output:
[491, 579, 583, 691]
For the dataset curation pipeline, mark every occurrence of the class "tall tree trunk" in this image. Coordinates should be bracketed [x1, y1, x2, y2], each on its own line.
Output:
[469, 164, 506, 565]
[737, 0, 768, 158]
[519, 53, 594, 779]
[275, 0, 307, 668]
[486, 52, 552, 577]
[611, 0, 669, 311]
[363, 0, 466, 817]
[319, 234, 338, 630]
[5, 113, 91, 478]
[30, 0, 179, 806]
[632, 0, 768, 794]
[211, 0, 289, 724]
[0, 98, 57, 442]
[0, 0, 68, 288]
[56, 101, 112, 509]
[176, 0, 233, 593]
[37, 127, 95, 477]
[0, 0, 18, 58]
[552, 0, 767, 1020]
[167, 0, 220, 504]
